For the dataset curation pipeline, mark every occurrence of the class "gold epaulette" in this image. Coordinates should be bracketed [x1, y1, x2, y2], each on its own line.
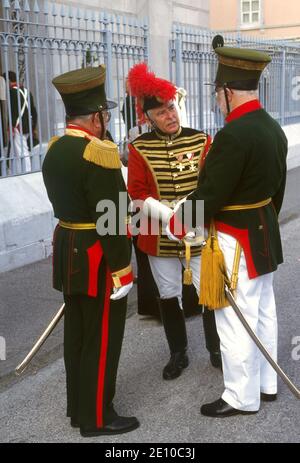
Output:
[83, 138, 121, 169]
[47, 136, 60, 151]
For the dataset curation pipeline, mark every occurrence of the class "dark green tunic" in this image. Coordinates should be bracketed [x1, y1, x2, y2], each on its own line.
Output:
[42, 130, 132, 429]
[187, 102, 288, 278]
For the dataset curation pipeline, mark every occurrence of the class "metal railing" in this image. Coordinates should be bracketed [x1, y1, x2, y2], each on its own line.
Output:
[0, 0, 148, 177]
[170, 25, 300, 136]
[1, 3, 300, 178]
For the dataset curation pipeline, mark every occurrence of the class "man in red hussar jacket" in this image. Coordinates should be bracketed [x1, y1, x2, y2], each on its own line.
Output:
[127, 63, 221, 382]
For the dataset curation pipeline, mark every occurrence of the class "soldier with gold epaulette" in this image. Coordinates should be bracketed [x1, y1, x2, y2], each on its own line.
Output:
[168, 37, 288, 417]
[127, 63, 221, 381]
[42, 66, 139, 437]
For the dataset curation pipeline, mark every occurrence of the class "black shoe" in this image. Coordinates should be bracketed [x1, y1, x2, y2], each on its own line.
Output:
[210, 351, 222, 369]
[70, 418, 79, 428]
[261, 392, 277, 402]
[163, 352, 189, 380]
[80, 416, 140, 437]
[200, 398, 258, 418]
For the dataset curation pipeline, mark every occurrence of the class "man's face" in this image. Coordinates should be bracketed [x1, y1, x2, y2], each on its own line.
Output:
[91, 110, 111, 139]
[215, 86, 233, 116]
[147, 101, 180, 134]
[215, 87, 227, 116]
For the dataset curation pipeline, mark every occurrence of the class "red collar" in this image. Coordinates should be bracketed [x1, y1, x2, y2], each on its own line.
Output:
[66, 124, 95, 138]
[225, 99, 262, 123]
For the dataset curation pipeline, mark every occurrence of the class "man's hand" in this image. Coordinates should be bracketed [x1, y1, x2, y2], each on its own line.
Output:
[110, 282, 133, 300]
[165, 196, 188, 241]
[165, 225, 196, 243]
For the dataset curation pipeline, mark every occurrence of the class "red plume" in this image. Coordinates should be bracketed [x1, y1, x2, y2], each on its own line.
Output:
[127, 63, 177, 124]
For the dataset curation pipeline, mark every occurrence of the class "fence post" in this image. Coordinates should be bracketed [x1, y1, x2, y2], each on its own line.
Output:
[143, 17, 149, 63]
[280, 49, 286, 126]
[103, 12, 115, 141]
[175, 25, 183, 88]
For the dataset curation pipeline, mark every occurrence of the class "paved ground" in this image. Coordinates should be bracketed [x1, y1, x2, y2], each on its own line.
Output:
[0, 168, 299, 443]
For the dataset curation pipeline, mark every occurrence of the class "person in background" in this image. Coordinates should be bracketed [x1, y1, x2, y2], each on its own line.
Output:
[3, 71, 37, 173]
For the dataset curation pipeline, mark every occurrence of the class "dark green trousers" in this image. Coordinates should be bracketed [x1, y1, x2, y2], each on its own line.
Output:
[63, 283, 127, 429]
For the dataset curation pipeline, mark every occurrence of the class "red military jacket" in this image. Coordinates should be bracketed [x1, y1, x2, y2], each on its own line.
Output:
[128, 127, 211, 257]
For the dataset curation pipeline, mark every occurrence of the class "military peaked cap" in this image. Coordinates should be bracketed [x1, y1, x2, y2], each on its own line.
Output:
[52, 65, 117, 117]
[212, 35, 271, 90]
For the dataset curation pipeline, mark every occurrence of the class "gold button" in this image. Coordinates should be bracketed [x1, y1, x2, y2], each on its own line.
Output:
[179, 251, 183, 257]
[169, 152, 174, 156]
[175, 185, 180, 190]
[73, 248, 78, 254]
[167, 141, 173, 145]
[173, 173, 178, 178]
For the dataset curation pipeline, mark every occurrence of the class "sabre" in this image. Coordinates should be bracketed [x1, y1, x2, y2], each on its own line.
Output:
[225, 287, 300, 399]
[15, 303, 65, 375]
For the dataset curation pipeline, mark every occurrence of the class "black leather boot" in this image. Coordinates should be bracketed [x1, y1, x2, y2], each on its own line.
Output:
[163, 351, 189, 380]
[158, 297, 189, 380]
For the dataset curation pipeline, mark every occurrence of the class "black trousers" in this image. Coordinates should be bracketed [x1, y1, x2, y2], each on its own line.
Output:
[133, 239, 220, 353]
[133, 238, 202, 318]
[63, 290, 127, 428]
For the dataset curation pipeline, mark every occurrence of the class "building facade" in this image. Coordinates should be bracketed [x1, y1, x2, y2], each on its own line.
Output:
[210, 0, 300, 40]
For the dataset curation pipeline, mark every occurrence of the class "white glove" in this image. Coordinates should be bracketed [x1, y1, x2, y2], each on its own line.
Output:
[165, 197, 188, 241]
[184, 230, 205, 247]
[110, 282, 133, 300]
[143, 197, 173, 225]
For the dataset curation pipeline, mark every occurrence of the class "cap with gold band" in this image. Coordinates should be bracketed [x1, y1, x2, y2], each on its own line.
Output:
[52, 65, 117, 117]
[212, 35, 271, 90]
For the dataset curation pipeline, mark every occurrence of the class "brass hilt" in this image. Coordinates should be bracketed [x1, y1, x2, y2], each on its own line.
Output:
[230, 242, 242, 296]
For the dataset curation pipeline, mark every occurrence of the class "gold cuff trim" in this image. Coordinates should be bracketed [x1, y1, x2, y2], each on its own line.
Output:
[221, 198, 271, 211]
[59, 220, 96, 230]
[111, 265, 133, 288]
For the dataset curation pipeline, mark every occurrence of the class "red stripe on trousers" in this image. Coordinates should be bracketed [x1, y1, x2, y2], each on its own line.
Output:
[87, 241, 103, 297]
[96, 269, 112, 428]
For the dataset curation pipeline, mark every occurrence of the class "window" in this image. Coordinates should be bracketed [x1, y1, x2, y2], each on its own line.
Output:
[241, 0, 260, 26]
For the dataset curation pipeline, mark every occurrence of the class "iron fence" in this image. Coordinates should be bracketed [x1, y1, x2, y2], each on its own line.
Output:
[0, 0, 148, 177]
[170, 25, 300, 136]
[1, 3, 300, 178]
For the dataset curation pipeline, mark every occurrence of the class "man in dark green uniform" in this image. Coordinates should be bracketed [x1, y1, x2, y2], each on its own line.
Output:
[42, 66, 139, 437]
[168, 37, 288, 416]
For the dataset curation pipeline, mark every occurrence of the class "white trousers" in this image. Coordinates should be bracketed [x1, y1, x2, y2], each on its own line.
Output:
[13, 128, 31, 173]
[148, 254, 201, 309]
[215, 231, 278, 411]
